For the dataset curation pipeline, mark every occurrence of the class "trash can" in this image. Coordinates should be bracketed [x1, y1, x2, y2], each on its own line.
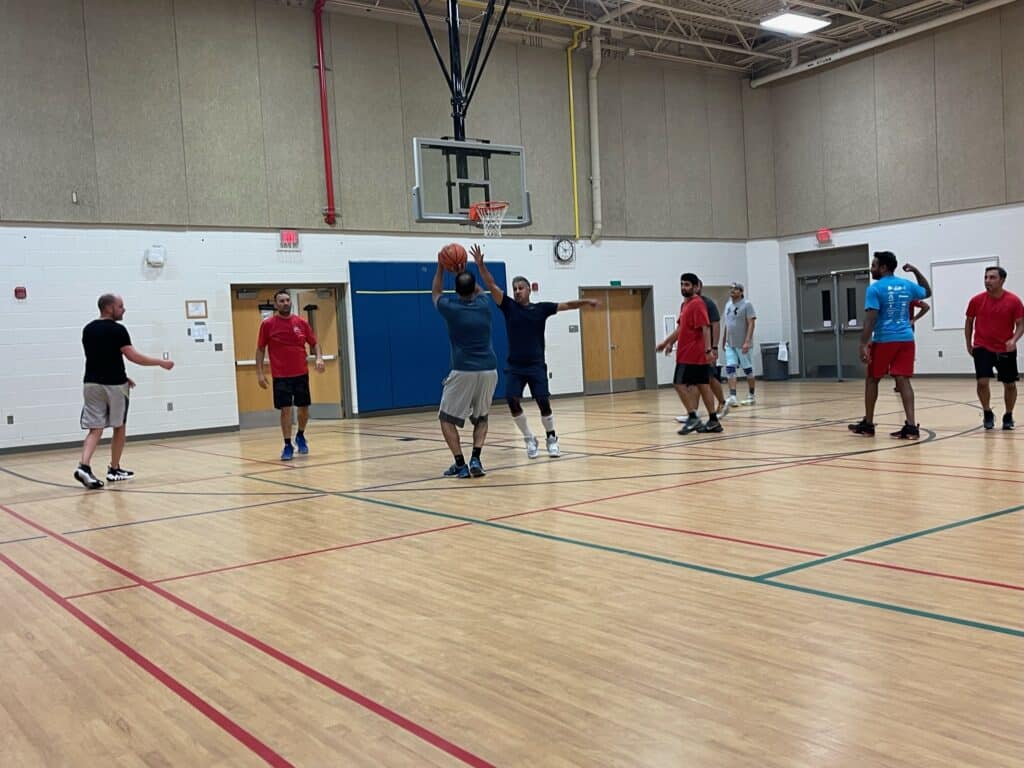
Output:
[761, 343, 790, 381]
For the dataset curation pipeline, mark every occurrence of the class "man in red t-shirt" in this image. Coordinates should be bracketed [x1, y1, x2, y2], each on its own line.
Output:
[656, 272, 719, 435]
[965, 266, 1024, 430]
[256, 289, 325, 459]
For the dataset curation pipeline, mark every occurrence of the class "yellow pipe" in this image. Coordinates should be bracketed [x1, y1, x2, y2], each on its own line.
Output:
[566, 28, 585, 241]
[459, 1, 588, 239]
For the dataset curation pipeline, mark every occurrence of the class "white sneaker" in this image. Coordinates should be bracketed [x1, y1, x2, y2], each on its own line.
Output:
[546, 435, 561, 457]
[742, 395, 756, 405]
[718, 400, 731, 418]
[675, 415, 689, 423]
[525, 436, 539, 459]
[726, 395, 739, 407]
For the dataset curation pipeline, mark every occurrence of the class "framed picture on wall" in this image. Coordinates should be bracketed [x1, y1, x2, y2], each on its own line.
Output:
[185, 300, 208, 319]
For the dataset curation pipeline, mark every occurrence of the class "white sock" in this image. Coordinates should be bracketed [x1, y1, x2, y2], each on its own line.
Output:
[541, 415, 556, 435]
[513, 413, 534, 438]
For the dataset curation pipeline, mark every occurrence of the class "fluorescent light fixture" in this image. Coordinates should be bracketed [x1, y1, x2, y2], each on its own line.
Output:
[760, 11, 831, 34]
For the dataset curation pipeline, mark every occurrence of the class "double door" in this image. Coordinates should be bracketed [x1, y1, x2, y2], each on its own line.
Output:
[797, 269, 870, 380]
[580, 287, 648, 395]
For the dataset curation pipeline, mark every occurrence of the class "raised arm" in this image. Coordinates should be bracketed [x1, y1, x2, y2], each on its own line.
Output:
[431, 262, 445, 305]
[470, 244, 503, 303]
[902, 263, 932, 298]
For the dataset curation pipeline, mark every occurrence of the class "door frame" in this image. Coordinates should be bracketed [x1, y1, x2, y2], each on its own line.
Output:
[230, 282, 353, 427]
[578, 285, 658, 395]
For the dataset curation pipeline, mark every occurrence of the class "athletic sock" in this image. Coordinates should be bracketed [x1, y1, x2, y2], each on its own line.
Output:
[454, 454, 466, 466]
[512, 413, 534, 438]
[284, 438, 292, 446]
[471, 447, 482, 459]
[541, 414, 556, 434]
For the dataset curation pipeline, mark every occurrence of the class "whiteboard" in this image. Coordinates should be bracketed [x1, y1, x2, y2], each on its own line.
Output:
[929, 257, 997, 330]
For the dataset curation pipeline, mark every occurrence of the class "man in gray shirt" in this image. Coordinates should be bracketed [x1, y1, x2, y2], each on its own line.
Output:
[722, 283, 757, 406]
[433, 253, 499, 478]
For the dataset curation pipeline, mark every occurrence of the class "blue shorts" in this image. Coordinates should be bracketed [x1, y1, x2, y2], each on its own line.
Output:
[724, 345, 754, 373]
[505, 364, 550, 399]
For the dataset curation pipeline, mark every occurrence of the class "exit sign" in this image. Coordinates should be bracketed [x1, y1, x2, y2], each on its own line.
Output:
[279, 229, 300, 249]
[609, 280, 622, 286]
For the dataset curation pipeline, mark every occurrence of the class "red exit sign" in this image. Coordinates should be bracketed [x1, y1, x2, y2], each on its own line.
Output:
[279, 229, 300, 249]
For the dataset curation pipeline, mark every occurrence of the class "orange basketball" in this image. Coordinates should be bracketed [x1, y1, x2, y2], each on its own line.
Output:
[438, 242, 468, 273]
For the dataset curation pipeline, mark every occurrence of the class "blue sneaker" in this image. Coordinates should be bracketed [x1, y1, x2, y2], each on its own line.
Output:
[281, 443, 294, 461]
[468, 457, 485, 477]
[444, 462, 470, 478]
[295, 433, 309, 454]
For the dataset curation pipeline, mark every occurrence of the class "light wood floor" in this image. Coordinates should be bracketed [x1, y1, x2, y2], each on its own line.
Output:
[2, 379, 1022, 767]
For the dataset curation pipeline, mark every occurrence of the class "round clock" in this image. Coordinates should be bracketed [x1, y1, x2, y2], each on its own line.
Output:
[554, 238, 576, 263]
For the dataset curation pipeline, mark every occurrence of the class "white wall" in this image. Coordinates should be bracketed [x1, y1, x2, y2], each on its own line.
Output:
[748, 201, 1024, 374]
[0, 225, 747, 449]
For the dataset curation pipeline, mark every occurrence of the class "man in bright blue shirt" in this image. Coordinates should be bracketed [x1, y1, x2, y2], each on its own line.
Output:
[849, 251, 931, 439]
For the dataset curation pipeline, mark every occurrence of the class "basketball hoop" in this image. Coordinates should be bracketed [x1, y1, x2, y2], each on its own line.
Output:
[469, 201, 510, 237]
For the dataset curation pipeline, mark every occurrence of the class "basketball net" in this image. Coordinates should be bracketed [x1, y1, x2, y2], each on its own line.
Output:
[469, 201, 509, 238]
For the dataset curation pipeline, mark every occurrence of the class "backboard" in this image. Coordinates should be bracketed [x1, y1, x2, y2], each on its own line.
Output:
[411, 137, 531, 227]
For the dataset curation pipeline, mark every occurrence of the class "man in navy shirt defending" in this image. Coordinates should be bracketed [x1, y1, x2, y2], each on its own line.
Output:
[472, 244, 598, 459]
[849, 251, 931, 439]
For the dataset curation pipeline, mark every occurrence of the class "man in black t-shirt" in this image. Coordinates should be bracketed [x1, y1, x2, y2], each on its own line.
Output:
[75, 294, 174, 489]
[472, 245, 598, 458]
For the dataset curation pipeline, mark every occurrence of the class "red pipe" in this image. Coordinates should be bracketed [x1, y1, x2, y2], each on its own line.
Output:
[314, 0, 337, 225]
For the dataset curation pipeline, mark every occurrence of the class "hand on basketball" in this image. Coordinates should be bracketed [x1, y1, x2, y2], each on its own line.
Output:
[470, 244, 484, 264]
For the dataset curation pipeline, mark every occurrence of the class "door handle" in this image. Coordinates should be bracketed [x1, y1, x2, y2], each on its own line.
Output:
[609, 344, 618, 350]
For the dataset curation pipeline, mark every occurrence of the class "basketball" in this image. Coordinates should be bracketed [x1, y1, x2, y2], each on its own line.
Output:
[438, 242, 468, 273]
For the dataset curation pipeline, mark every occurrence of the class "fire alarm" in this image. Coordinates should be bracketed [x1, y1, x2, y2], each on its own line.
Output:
[14, 286, 27, 300]
[816, 228, 833, 245]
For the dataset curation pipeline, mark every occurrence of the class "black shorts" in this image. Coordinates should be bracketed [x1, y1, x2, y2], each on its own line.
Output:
[973, 348, 1019, 383]
[674, 363, 710, 386]
[505, 364, 550, 400]
[708, 365, 722, 382]
[273, 374, 312, 409]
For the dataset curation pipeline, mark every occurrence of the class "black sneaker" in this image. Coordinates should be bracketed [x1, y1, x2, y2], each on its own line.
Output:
[697, 419, 723, 433]
[891, 422, 921, 440]
[1003, 413, 1015, 431]
[74, 465, 104, 489]
[983, 410, 995, 430]
[848, 419, 875, 436]
[106, 466, 135, 482]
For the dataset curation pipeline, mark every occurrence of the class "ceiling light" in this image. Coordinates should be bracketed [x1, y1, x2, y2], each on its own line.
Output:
[760, 11, 831, 35]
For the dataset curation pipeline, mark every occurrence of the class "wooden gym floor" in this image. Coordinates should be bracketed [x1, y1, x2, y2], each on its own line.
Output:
[1, 379, 1021, 767]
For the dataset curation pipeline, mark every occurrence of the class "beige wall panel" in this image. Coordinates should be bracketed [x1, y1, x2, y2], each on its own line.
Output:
[772, 75, 825, 236]
[333, 16, 408, 232]
[820, 56, 879, 228]
[0, 0, 99, 223]
[874, 35, 939, 221]
[742, 83, 777, 238]
[175, 0, 269, 227]
[707, 73, 748, 239]
[935, 12, 1006, 212]
[664, 65, 712, 238]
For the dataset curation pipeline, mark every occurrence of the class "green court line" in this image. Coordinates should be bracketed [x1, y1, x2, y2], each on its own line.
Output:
[248, 475, 1024, 639]
[754, 503, 1024, 581]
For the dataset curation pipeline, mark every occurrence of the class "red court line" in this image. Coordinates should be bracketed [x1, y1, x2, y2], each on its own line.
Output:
[823, 462, 1024, 485]
[0, 505, 495, 768]
[0, 552, 292, 768]
[844, 558, 1024, 590]
[552, 507, 823, 555]
[65, 508, 545, 601]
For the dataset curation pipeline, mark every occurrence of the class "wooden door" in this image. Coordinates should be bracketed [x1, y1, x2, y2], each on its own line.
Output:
[580, 289, 611, 392]
[607, 289, 645, 383]
[295, 288, 343, 415]
[231, 286, 279, 416]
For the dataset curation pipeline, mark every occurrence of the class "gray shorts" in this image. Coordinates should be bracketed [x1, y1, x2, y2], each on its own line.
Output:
[81, 383, 130, 429]
[439, 370, 498, 427]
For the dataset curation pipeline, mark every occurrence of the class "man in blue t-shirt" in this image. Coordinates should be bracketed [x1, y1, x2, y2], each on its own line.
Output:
[849, 251, 931, 439]
[472, 244, 598, 459]
[433, 262, 498, 478]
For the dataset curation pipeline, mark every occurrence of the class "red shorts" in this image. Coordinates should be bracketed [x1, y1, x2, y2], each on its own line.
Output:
[869, 341, 915, 379]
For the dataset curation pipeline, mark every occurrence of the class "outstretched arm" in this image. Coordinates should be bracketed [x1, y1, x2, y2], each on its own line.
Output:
[470, 244, 503, 303]
[556, 298, 599, 312]
[122, 345, 174, 370]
